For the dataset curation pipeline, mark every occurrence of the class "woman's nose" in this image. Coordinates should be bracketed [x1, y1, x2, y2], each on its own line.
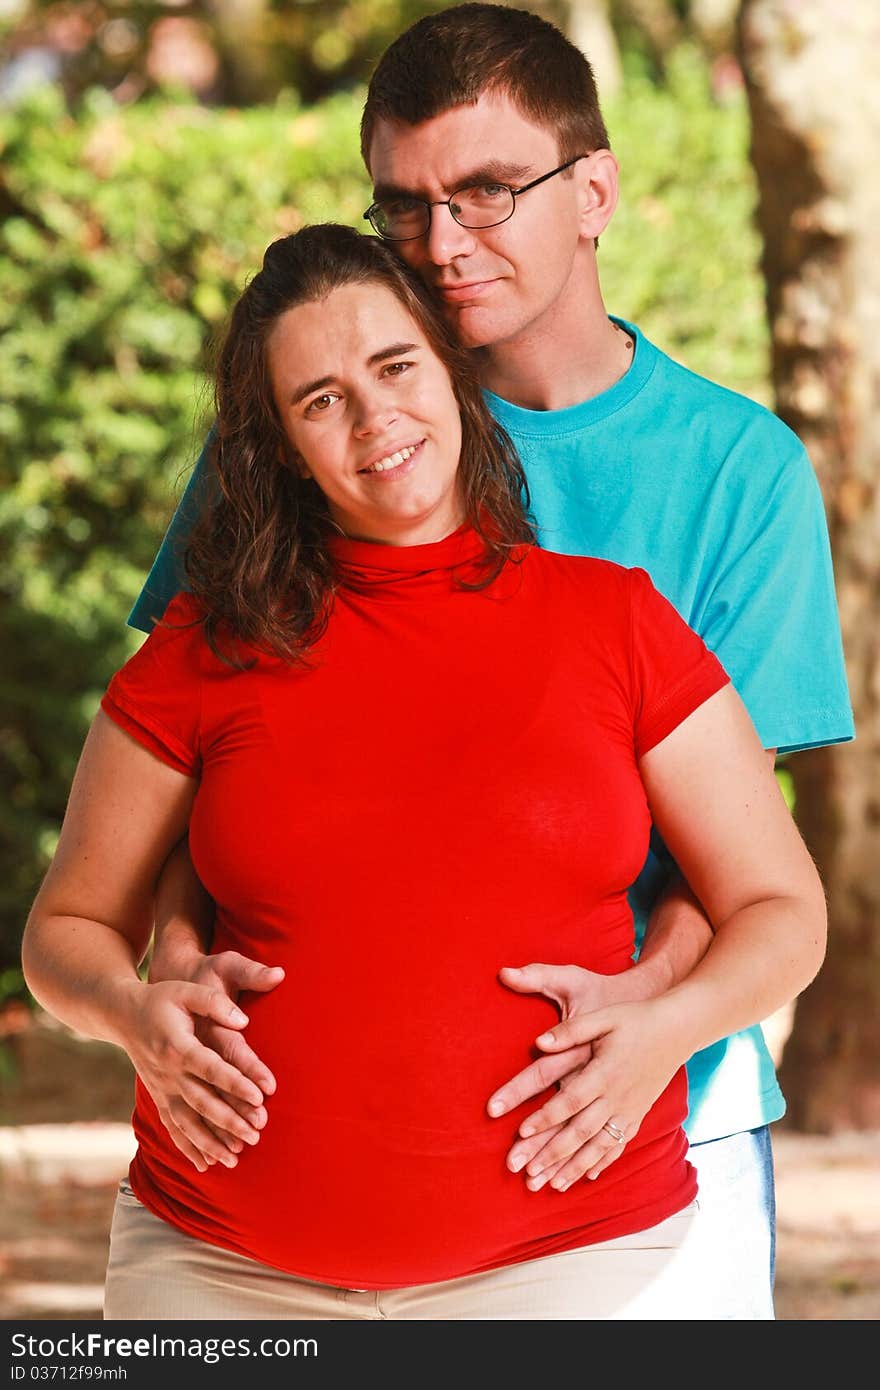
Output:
[352, 393, 399, 437]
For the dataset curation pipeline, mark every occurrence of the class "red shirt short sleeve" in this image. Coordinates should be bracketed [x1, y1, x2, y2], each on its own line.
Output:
[628, 567, 730, 758]
[100, 592, 203, 777]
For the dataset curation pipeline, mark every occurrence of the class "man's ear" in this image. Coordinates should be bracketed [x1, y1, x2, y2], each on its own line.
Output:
[576, 148, 619, 242]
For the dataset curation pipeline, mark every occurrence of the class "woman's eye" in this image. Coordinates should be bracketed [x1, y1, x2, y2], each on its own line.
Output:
[306, 393, 339, 414]
[382, 361, 412, 377]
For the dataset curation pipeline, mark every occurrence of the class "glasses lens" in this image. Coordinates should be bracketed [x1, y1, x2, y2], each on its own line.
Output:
[370, 198, 429, 241]
[451, 184, 515, 228]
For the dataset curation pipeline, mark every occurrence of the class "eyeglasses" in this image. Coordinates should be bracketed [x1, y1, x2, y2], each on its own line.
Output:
[363, 155, 589, 242]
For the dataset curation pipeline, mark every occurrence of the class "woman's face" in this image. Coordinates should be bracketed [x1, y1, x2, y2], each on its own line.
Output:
[267, 281, 465, 546]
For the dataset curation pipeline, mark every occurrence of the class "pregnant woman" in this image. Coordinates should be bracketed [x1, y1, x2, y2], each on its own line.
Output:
[22, 224, 826, 1320]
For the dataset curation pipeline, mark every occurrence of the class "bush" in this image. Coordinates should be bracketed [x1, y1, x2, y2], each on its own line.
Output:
[0, 50, 769, 985]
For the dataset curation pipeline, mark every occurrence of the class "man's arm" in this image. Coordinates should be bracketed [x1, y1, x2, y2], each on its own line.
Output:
[489, 749, 777, 1186]
[128, 432, 216, 634]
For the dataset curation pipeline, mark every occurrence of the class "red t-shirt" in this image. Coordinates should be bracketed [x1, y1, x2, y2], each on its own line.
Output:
[102, 526, 729, 1288]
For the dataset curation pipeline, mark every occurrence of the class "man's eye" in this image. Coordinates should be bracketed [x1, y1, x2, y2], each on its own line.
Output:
[385, 198, 422, 217]
[470, 183, 508, 202]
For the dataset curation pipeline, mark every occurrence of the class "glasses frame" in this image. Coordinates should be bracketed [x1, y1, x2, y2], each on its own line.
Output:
[363, 154, 589, 242]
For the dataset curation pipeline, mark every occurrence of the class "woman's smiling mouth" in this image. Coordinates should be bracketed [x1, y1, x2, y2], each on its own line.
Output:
[359, 440, 425, 475]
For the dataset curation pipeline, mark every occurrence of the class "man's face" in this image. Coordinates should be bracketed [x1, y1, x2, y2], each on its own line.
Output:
[367, 92, 593, 351]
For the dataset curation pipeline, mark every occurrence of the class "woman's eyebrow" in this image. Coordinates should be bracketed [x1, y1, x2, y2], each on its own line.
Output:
[367, 342, 420, 366]
[290, 374, 334, 405]
[289, 345, 420, 404]
[372, 161, 534, 201]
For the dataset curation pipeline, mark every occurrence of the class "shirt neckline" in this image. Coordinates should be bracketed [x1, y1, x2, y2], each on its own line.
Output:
[482, 318, 656, 437]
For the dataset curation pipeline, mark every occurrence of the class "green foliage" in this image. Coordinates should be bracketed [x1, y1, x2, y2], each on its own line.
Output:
[0, 83, 372, 974]
[601, 46, 770, 403]
[1, 50, 770, 988]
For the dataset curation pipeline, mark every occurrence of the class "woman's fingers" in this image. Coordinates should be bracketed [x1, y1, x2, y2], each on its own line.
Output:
[160, 1112, 215, 1173]
[196, 1018, 278, 1097]
[487, 1044, 590, 1119]
[525, 1129, 629, 1191]
[172, 1072, 265, 1144]
[504, 1120, 566, 1173]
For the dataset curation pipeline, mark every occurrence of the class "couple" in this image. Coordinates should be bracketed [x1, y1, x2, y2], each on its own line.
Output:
[23, 4, 851, 1319]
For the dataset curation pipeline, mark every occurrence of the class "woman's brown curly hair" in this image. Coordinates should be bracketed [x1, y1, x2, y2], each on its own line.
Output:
[184, 223, 535, 663]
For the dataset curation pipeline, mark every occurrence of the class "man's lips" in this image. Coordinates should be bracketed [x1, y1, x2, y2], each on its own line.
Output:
[435, 279, 499, 303]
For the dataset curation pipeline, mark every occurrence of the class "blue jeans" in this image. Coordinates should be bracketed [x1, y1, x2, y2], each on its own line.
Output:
[686, 1125, 776, 1319]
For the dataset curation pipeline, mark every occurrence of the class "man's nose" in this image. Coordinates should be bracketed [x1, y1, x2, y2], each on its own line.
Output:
[424, 202, 479, 266]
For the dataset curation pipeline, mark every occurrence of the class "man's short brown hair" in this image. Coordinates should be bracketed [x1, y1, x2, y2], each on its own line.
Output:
[360, 3, 609, 172]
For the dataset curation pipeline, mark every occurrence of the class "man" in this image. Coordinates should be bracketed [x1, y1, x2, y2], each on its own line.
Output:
[130, 5, 853, 1317]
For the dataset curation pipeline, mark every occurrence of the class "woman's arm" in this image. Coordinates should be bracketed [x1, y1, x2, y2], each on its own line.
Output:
[22, 711, 266, 1170]
[488, 686, 826, 1189]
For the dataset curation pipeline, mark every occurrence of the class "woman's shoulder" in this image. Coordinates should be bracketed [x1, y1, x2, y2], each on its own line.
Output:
[138, 590, 205, 644]
[526, 546, 646, 602]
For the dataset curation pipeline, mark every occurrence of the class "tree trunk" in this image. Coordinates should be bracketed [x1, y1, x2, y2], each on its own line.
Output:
[566, 0, 623, 98]
[206, 0, 278, 104]
[738, 0, 880, 1130]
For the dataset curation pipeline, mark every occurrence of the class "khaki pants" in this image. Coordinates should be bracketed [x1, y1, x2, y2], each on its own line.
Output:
[104, 1181, 705, 1321]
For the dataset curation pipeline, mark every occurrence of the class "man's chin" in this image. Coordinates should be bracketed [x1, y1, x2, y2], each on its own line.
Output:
[445, 305, 499, 351]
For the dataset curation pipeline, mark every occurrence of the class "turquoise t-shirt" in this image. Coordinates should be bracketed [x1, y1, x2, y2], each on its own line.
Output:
[128, 320, 854, 1144]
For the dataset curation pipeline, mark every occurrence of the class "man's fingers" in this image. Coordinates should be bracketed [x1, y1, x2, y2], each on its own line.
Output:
[487, 1044, 591, 1118]
[211, 952, 285, 996]
[185, 984, 250, 1030]
[498, 962, 579, 1008]
[535, 1010, 613, 1053]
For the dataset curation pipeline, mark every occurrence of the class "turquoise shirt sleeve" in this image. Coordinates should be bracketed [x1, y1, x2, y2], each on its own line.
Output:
[127, 432, 216, 633]
[693, 423, 854, 754]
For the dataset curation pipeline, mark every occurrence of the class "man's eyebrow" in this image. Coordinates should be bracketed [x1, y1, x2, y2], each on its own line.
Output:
[289, 344, 420, 405]
[372, 161, 535, 201]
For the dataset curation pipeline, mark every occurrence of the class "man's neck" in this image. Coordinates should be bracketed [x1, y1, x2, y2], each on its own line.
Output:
[477, 293, 634, 413]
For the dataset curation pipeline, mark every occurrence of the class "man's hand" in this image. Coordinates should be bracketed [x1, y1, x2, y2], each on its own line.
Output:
[146, 948, 284, 1169]
[123, 978, 270, 1173]
[487, 962, 685, 1190]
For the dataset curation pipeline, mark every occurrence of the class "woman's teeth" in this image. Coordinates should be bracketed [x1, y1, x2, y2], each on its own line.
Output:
[362, 444, 419, 474]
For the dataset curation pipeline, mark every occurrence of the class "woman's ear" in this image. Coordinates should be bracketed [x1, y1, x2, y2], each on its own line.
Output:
[278, 442, 312, 480]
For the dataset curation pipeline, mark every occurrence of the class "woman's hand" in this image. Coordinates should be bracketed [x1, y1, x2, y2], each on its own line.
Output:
[142, 951, 285, 1170]
[121, 977, 270, 1174]
[487, 963, 687, 1189]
